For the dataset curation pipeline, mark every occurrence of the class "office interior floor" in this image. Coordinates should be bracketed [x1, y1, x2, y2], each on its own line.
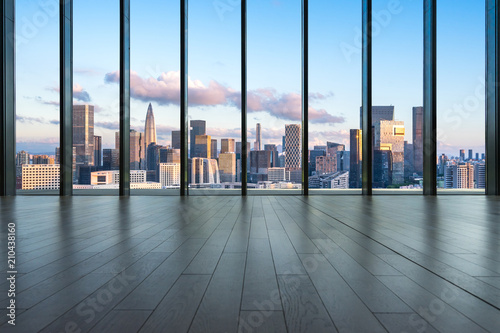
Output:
[0, 195, 499, 332]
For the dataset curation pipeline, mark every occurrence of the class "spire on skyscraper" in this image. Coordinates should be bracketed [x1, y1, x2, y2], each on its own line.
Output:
[145, 103, 157, 149]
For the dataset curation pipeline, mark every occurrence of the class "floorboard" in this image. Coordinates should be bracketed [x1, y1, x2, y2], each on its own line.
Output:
[0, 195, 499, 332]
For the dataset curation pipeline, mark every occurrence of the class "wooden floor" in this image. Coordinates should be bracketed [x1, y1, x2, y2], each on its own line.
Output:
[0, 196, 499, 333]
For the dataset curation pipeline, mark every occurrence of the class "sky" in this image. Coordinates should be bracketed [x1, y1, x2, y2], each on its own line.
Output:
[15, 0, 486, 158]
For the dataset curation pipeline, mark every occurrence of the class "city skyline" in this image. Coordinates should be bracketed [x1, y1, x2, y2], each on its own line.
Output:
[15, 0, 486, 158]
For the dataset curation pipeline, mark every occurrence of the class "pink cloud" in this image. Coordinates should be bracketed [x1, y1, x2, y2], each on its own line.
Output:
[104, 71, 344, 125]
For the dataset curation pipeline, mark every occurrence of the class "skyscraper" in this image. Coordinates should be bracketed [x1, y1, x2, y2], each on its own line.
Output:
[144, 103, 157, 150]
[190, 120, 206, 157]
[94, 136, 102, 167]
[219, 152, 236, 183]
[250, 150, 271, 174]
[171, 130, 181, 149]
[360, 105, 395, 128]
[459, 149, 465, 161]
[159, 163, 180, 187]
[211, 139, 218, 160]
[221, 139, 236, 153]
[413, 106, 423, 175]
[468, 149, 473, 161]
[254, 123, 262, 151]
[194, 135, 211, 158]
[16, 151, 29, 166]
[374, 120, 405, 184]
[285, 124, 301, 170]
[130, 130, 145, 170]
[264, 144, 279, 168]
[73, 105, 94, 166]
[349, 129, 362, 188]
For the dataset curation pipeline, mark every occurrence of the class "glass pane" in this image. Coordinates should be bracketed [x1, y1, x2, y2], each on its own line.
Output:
[188, 0, 241, 195]
[129, 0, 180, 194]
[73, 0, 119, 194]
[16, 1, 60, 193]
[308, 0, 362, 193]
[437, 1, 485, 192]
[372, 0, 423, 192]
[247, 0, 301, 193]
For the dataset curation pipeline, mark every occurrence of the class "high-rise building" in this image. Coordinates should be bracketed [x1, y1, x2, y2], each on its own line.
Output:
[481, 153, 486, 160]
[221, 139, 236, 153]
[316, 156, 336, 175]
[404, 141, 414, 180]
[474, 163, 486, 189]
[264, 144, 279, 168]
[468, 149, 473, 161]
[438, 154, 448, 176]
[413, 106, 423, 175]
[268, 167, 286, 182]
[190, 120, 206, 157]
[360, 105, 395, 128]
[194, 135, 211, 158]
[144, 103, 157, 152]
[219, 153, 236, 183]
[459, 149, 465, 161]
[73, 104, 94, 166]
[374, 150, 392, 188]
[445, 162, 474, 189]
[22, 164, 60, 190]
[310, 148, 326, 175]
[282, 136, 286, 154]
[326, 142, 345, 157]
[160, 148, 180, 164]
[254, 123, 262, 151]
[159, 163, 180, 187]
[285, 124, 301, 170]
[146, 143, 163, 172]
[475, 153, 479, 161]
[337, 151, 350, 172]
[189, 157, 220, 184]
[250, 150, 271, 174]
[130, 130, 145, 170]
[374, 120, 405, 184]
[349, 129, 362, 189]
[16, 151, 29, 166]
[211, 139, 218, 160]
[171, 130, 181, 149]
[103, 149, 119, 170]
[32, 155, 54, 164]
[94, 136, 102, 167]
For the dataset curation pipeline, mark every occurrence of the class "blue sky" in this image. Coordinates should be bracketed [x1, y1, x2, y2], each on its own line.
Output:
[15, 0, 486, 158]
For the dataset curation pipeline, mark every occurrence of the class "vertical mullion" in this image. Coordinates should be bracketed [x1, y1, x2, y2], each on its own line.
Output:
[241, 0, 247, 196]
[180, 0, 188, 196]
[486, 0, 500, 195]
[362, 0, 372, 195]
[60, 0, 73, 196]
[1, 0, 15, 196]
[119, 0, 130, 196]
[423, 0, 437, 195]
[302, 0, 309, 195]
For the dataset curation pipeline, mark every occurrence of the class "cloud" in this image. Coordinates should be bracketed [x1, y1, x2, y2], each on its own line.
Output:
[16, 115, 59, 125]
[104, 70, 344, 125]
[73, 84, 91, 102]
[74, 68, 100, 76]
[95, 121, 120, 131]
[48, 83, 91, 102]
